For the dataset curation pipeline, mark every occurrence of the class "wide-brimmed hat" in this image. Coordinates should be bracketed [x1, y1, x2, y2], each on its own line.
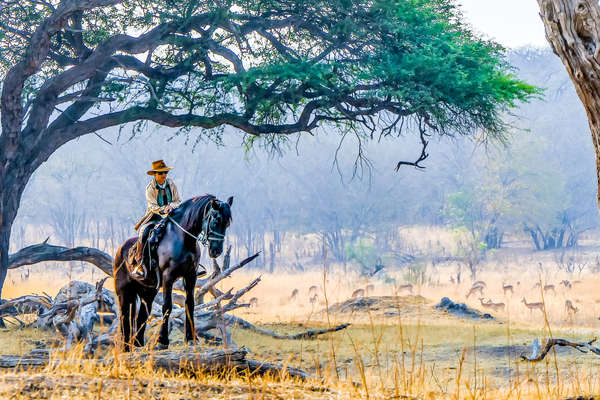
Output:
[146, 159, 173, 175]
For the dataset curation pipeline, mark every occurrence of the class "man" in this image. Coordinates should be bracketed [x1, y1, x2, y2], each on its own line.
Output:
[129, 159, 182, 278]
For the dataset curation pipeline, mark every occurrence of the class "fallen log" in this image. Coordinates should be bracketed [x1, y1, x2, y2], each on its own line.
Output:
[42, 278, 111, 350]
[226, 315, 351, 340]
[0, 347, 312, 380]
[521, 338, 600, 362]
[0, 294, 52, 317]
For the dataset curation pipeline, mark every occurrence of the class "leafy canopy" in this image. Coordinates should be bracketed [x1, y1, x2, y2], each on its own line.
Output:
[0, 0, 538, 168]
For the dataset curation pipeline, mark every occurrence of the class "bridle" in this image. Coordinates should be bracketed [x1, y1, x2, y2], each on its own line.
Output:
[167, 201, 226, 247]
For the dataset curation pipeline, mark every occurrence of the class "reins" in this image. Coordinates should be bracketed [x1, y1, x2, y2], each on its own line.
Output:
[167, 202, 225, 247]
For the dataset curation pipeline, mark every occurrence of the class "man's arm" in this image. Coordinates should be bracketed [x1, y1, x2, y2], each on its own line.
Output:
[168, 179, 182, 208]
[146, 183, 167, 214]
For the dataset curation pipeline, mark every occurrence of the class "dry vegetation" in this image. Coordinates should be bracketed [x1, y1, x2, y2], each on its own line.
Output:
[4, 227, 600, 398]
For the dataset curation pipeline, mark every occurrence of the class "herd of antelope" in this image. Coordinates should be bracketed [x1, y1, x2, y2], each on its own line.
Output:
[246, 275, 584, 320]
[286, 285, 322, 306]
[463, 278, 583, 317]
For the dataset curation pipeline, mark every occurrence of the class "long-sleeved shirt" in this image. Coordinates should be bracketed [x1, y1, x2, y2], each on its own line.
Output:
[145, 177, 182, 217]
[135, 177, 182, 230]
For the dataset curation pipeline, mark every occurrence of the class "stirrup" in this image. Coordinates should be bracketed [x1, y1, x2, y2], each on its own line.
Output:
[197, 264, 207, 277]
[131, 264, 146, 279]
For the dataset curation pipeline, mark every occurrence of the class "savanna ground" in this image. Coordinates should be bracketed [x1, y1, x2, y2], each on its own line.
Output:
[3, 226, 600, 399]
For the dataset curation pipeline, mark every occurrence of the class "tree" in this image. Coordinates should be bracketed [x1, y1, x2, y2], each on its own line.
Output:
[537, 1, 600, 212]
[0, 0, 537, 307]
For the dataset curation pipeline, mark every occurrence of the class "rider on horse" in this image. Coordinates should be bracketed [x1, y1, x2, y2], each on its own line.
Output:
[129, 159, 182, 278]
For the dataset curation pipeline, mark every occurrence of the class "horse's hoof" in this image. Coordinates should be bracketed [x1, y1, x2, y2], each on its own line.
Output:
[154, 343, 169, 350]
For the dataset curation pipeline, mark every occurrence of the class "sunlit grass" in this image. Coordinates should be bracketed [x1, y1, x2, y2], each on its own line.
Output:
[3, 319, 600, 399]
[6, 226, 600, 398]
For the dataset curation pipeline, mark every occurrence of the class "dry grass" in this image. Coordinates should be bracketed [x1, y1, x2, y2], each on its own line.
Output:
[6, 226, 600, 398]
[2, 318, 600, 399]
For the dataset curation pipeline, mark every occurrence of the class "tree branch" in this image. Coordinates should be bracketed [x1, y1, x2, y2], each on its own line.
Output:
[522, 338, 600, 362]
[7, 240, 113, 276]
[1, 0, 124, 159]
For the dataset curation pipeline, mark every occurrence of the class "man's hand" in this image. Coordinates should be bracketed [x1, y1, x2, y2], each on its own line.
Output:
[164, 205, 173, 214]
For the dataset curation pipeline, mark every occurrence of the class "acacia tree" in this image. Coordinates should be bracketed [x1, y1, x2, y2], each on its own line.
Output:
[0, 0, 536, 305]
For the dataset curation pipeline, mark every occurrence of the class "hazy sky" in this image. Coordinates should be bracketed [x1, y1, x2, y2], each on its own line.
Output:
[459, 1, 548, 49]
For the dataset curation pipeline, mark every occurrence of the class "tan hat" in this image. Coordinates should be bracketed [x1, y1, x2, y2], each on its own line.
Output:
[146, 159, 173, 175]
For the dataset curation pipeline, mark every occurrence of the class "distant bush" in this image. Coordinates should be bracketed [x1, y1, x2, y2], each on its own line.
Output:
[345, 238, 378, 274]
[403, 262, 428, 285]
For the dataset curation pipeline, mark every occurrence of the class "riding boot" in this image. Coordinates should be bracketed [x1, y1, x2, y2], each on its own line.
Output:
[130, 239, 147, 278]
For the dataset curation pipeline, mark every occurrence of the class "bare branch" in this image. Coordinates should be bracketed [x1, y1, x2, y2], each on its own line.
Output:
[522, 338, 600, 362]
[7, 241, 113, 276]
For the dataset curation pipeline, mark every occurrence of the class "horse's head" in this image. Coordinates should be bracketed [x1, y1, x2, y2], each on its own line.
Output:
[205, 196, 233, 258]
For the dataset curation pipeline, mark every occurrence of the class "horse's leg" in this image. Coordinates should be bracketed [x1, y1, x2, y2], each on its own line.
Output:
[183, 272, 197, 344]
[134, 290, 156, 347]
[118, 290, 136, 352]
[157, 276, 174, 349]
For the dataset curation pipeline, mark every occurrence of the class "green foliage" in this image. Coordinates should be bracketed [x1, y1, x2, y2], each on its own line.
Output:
[0, 0, 539, 152]
[345, 238, 378, 273]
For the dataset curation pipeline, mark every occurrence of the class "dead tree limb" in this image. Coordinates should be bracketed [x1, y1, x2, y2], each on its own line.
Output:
[195, 252, 261, 300]
[226, 315, 351, 340]
[8, 239, 113, 276]
[0, 294, 52, 317]
[40, 278, 110, 350]
[521, 338, 600, 361]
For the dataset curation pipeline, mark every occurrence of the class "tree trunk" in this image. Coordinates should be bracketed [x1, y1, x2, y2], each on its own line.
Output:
[0, 164, 32, 328]
[269, 242, 275, 273]
[538, 0, 600, 211]
[524, 225, 542, 250]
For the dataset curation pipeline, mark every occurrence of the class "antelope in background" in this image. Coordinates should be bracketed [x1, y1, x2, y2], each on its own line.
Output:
[565, 300, 579, 315]
[249, 297, 259, 308]
[289, 288, 299, 302]
[351, 288, 365, 298]
[394, 284, 413, 295]
[560, 280, 572, 289]
[466, 283, 485, 299]
[543, 284, 556, 294]
[502, 283, 514, 295]
[522, 297, 544, 313]
[472, 280, 487, 289]
[479, 298, 505, 312]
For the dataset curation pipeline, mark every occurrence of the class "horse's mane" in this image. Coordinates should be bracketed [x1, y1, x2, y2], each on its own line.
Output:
[169, 194, 232, 232]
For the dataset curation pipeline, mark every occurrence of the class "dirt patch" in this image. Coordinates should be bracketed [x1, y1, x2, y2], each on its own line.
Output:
[323, 295, 430, 317]
[321, 295, 496, 324]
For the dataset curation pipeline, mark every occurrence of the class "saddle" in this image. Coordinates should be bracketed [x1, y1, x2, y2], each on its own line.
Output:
[125, 215, 207, 283]
[125, 219, 169, 286]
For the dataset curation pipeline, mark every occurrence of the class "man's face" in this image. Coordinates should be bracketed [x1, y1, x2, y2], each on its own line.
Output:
[155, 171, 168, 185]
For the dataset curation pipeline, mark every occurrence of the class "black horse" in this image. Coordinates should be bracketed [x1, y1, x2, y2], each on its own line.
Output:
[113, 194, 232, 350]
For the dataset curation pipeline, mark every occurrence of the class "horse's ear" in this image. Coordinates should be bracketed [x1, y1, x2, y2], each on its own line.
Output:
[227, 196, 233, 207]
[210, 199, 219, 210]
